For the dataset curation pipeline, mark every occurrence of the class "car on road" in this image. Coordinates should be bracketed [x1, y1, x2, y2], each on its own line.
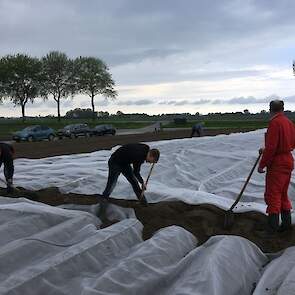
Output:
[12, 125, 55, 142]
[91, 124, 116, 136]
[57, 124, 92, 139]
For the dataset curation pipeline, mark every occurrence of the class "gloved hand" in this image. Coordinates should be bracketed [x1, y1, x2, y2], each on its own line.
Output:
[141, 182, 147, 191]
[259, 148, 265, 155]
[139, 194, 148, 206]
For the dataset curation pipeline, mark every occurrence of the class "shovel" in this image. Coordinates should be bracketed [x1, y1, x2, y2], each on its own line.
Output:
[138, 162, 155, 206]
[223, 153, 261, 229]
[99, 162, 156, 220]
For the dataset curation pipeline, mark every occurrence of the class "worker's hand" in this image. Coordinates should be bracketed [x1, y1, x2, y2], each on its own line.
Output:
[141, 183, 147, 191]
[257, 167, 265, 174]
[259, 148, 265, 155]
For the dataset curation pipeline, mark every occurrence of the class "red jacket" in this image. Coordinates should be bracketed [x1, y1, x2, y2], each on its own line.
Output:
[259, 112, 295, 170]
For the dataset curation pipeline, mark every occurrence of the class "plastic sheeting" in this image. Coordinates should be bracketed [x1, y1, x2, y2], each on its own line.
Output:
[1, 131, 295, 294]
[0, 197, 283, 295]
[2, 130, 294, 215]
[253, 246, 295, 294]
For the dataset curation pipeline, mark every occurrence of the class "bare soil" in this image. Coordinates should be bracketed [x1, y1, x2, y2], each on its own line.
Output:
[1, 186, 294, 253]
[5, 127, 291, 254]
[13, 128, 256, 159]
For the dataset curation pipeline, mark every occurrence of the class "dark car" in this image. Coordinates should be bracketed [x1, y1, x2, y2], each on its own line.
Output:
[91, 124, 116, 136]
[57, 124, 92, 139]
[12, 125, 55, 142]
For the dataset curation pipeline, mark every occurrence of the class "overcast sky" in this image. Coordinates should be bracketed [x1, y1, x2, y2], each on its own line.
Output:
[1, 0, 295, 116]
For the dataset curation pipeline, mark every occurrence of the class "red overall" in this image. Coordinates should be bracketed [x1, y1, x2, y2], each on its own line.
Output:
[259, 112, 295, 214]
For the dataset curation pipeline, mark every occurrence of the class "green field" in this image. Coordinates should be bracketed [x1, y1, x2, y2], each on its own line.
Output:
[163, 120, 270, 129]
[0, 118, 282, 141]
[0, 118, 152, 140]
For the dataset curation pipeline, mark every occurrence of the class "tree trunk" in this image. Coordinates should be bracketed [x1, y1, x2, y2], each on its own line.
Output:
[91, 94, 96, 121]
[57, 98, 61, 122]
[21, 103, 26, 122]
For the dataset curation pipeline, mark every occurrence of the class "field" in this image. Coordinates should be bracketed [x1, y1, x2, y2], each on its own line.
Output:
[0, 117, 271, 140]
[163, 119, 270, 129]
[12, 128, 256, 158]
[1, 126, 295, 294]
[0, 118, 152, 140]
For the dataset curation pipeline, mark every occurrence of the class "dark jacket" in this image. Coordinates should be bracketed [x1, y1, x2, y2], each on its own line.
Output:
[0, 143, 14, 166]
[110, 143, 150, 183]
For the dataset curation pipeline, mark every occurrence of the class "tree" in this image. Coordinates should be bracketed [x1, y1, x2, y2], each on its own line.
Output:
[41, 51, 76, 121]
[65, 108, 96, 119]
[0, 54, 41, 121]
[75, 57, 117, 120]
[116, 110, 124, 116]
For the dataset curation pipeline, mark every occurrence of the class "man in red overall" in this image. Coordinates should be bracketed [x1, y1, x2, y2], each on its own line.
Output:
[258, 100, 295, 233]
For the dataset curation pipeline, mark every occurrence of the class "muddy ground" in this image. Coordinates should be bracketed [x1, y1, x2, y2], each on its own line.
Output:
[1, 186, 294, 253]
[5, 127, 294, 254]
[12, 128, 256, 159]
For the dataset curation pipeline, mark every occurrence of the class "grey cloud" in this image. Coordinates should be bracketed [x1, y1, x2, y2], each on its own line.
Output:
[191, 99, 211, 105]
[1, 0, 295, 115]
[211, 95, 295, 105]
[79, 99, 110, 108]
[116, 99, 154, 106]
[113, 64, 268, 86]
[174, 100, 189, 106]
[1, 0, 295, 66]
[157, 96, 295, 107]
[212, 97, 269, 105]
[158, 99, 211, 106]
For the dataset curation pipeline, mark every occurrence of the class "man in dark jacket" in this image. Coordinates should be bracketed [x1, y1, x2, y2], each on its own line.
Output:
[0, 143, 15, 193]
[258, 100, 295, 233]
[102, 143, 160, 204]
[190, 123, 204, 137]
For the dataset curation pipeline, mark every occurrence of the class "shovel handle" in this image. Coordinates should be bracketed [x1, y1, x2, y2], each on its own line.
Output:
[229, 153, 262, 211]
[139, 163, 155, 199]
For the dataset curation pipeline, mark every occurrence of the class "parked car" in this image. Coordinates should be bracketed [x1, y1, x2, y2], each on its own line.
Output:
[91, 124, 116, 136]
[12, 125, 55, 142]
[57, 124, 92, 139]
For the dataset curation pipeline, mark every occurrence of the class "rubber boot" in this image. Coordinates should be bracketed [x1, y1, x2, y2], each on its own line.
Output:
[278, 210, 292, 232]
[257, 214, 279, 238]
[266, 213, 279, 235]
[97, 196, 109, 222]
[6, 179, 13, 194]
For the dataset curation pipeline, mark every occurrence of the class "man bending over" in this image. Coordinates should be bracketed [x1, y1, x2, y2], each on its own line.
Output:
[102, 143, 160, 205]
[0, 143, 15, 193]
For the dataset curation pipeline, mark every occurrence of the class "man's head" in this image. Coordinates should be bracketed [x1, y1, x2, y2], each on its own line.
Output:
[146, 149, 160, 163]
[270, 100, 284, 114]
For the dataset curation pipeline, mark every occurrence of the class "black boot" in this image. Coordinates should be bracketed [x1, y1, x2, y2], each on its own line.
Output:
[6, 179, 14, 194]
[256, 214, 279, 238]
[278, 210, 292, 232]
[267, 213, 279, 233]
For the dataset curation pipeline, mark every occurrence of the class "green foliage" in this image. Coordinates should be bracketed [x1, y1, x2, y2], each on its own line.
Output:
[0, 51, 117, 121]
[0, 54, 41, 121]
[74, 56, 117, 119]
[65, 108, 97, 119]
[40, 51, 77, 121]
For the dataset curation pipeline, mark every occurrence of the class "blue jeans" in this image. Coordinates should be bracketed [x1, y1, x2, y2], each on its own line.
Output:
[102, 159, 142, 199]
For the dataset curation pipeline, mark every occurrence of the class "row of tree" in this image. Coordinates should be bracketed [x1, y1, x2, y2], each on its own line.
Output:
[0, 51, 117, 121]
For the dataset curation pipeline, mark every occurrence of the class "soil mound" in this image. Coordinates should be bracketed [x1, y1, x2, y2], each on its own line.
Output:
[1, 186, 294, 253]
